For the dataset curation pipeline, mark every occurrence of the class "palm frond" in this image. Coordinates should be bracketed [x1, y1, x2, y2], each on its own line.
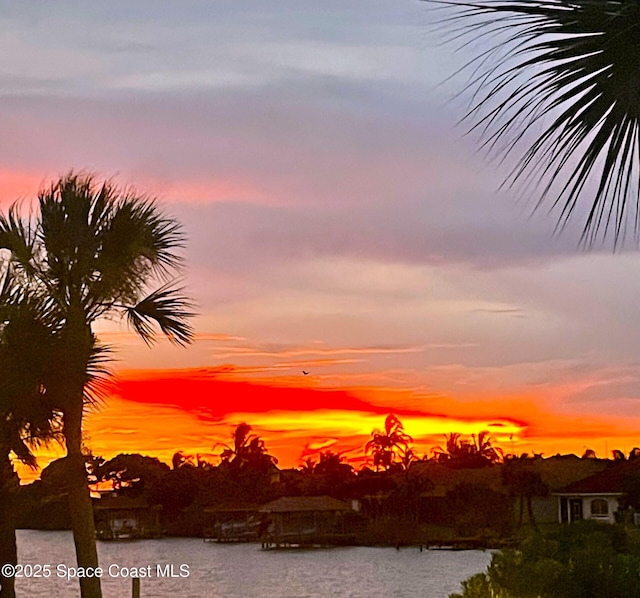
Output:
[0, 205, 36, 273]
[0, 289, 63, 466]
[126, 282, 195, 346]
[124, 197, 185, 274]
[98, 196, 184, 278]
[6, 426, 38, 469]
[35, 173, 186, 312]
[87, 191, 185, 313]
[430, 0, 640, 244]
[83, 341, 114, 406]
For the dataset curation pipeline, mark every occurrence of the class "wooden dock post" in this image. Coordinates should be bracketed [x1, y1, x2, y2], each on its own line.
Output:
[132, 577, 140, 598]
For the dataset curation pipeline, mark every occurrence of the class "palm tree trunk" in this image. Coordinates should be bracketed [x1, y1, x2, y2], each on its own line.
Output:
[0, 453, 17, 598]
[0, 515, 16, 598]
[64, 400, 102, 598]
[0, 527, 16, 598]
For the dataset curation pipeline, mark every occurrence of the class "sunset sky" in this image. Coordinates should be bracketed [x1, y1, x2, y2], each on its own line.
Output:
[4, 1, 640, 475]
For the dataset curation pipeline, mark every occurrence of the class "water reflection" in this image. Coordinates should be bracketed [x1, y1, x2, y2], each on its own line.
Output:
[17, 530, 491, 598]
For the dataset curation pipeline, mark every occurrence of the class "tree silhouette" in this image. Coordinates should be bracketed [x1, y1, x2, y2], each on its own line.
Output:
[472, 431, 503, 464]
[365, 414, 413, 471]
[432, 432, 463, 464]
[172, 451, 195, 470]
[0, 173, 194, 598]
[610, 447, 640, 462]
[502, 454, 548, 530]
[612, 449, 626, 462]
[219, 423, 277, 473]
[0, 283, 62, 598]
[299, 457, 316, 476]
[399, 447, 418, 473]
[313, 451, 354, 479]
[432, 431, 502, 468]
[97, 454, 170, 493]
[433, 0, 640, 243]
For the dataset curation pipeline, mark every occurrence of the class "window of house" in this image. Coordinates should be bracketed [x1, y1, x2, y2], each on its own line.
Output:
[591, 499, 609, 516]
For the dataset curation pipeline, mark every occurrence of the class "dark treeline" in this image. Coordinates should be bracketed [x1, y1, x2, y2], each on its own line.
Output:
[15, 415, 640, 546]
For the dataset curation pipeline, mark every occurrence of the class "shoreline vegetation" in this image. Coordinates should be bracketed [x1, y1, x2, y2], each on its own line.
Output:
[16, 417, 640, 597]
[452, 523, 640, 598]
[14, 418, 640, 551]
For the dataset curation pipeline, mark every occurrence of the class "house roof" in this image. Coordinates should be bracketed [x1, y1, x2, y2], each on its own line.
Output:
[203, 504, 261, 513]
[94, 495, 153, 510]
[259, 496, 350, 513]
[555, 461, 640, 495]
[420, 486, 448, 498]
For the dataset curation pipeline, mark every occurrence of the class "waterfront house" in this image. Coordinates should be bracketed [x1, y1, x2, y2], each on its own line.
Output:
[259, 495, 353, 547]
[554, 468, 628, 525]
[202, 504, 261, 542]
[514, 455, 608, 527]
[94, 493, 162, 540]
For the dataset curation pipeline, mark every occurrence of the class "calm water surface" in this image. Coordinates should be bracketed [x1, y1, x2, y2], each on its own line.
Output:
[16, 530, 491, 598]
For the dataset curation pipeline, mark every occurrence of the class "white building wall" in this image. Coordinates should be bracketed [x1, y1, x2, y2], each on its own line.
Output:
[556, 494, 621, 525]
[582, 496, 619, 525]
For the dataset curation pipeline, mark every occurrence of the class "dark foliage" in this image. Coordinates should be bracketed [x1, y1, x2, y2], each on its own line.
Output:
[431, 0, 640, 244]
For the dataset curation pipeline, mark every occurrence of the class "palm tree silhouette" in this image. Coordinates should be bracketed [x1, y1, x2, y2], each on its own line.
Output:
[434, 0, 640, 243]
[219, 423, 277, 472]
[471, 431, 503, 463]
[299, 457, 316, 475]
[365, 414, 413, 471]
[0, 284, 61, 598]
[432, 432, 463, 464]
[313, 451, 354, 479]
[0, 173, 194, 598]
[172, 451, 195, 470]
[432, 431, 502, 468]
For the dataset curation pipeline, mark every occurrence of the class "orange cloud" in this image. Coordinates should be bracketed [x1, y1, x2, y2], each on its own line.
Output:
[20, 365, 640, 484]
[99, 367, 524, 465]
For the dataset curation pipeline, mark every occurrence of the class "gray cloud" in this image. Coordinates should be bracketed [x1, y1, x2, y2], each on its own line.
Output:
[0, 1, 437, 98]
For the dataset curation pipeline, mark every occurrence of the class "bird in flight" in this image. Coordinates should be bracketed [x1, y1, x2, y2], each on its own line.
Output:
[302, 371, 310, 376]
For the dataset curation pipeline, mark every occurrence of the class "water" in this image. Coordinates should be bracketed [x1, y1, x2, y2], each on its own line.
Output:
[15, 530, 491, 598]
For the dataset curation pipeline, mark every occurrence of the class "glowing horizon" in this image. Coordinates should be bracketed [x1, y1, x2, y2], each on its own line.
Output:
[17, 355, 640, 483]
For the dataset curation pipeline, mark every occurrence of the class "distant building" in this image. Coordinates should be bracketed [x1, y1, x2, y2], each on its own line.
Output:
[259, 495, 355, 547]
[202, 504, 261, 542]
[94, 493, 162, 540]
[554, 468, 627, 525]
[512, 454, 609, 527]
[552, 461, 640, 525]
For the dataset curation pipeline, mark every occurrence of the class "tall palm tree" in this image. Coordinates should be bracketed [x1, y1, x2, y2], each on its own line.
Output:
[432, 0, 640, 243]
[365, 414, 413, 471]
[0, 173, 194, 598]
